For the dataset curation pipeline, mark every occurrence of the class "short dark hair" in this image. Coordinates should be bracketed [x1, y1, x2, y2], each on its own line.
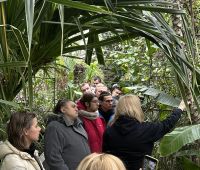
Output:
[7, 111, 36, 151]
[111, 84, 121, 92]
[93, 76, 101, 83]
[80, 93, 96, 103]
[53, 99, 70, 114]
[99, 91, 111, 101]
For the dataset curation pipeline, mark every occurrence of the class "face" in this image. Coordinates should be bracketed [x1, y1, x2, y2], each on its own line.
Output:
[93, 79, 100, 87]
[81, 83, 91, 94]
[87, 97, 99, 112]
[112, 88, 122, 98]
[61, 101, 78, 120]
[24, 117, 41, 143]
[95, 84, 108, 98]
[101, 95, 113, 111]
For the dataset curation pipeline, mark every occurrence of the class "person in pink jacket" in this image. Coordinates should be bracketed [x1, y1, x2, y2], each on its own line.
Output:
[78, 92, 106, 153]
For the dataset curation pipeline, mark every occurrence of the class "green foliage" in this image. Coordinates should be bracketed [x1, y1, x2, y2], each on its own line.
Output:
[179, 157, 200, 170]
[0, 0, 200, 168]
[84, 62, 104, 83]
[159, 124, 200, 156]
[124, 85, 180, 107]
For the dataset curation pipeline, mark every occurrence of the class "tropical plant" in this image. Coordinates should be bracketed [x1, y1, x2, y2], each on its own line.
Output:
[0, 0, 200, 168]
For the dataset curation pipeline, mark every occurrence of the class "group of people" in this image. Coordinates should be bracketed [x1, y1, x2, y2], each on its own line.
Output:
[0, 76, 186, 170]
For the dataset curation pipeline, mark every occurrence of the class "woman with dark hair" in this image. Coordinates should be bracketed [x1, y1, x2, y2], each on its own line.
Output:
[44, 99, 90, 170]
[79, 93, 106, 153]
[0, 111, 43, 170]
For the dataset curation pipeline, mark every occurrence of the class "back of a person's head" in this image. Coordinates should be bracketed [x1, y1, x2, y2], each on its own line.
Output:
[77, 153, 126, 170]
[80, 92, 96, 103]
[53, 99, 70, 114]
[115, 94, 144, 122]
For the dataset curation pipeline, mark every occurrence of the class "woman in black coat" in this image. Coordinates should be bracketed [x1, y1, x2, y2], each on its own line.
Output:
[102, 95, 185, 170]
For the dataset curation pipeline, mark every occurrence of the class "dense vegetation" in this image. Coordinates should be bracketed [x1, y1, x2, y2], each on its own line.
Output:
[0, 0, 200, 169]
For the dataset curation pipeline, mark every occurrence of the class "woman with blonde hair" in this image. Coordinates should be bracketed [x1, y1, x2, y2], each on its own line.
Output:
[103, 94, 186, 170]
[76, 153, 126, 170]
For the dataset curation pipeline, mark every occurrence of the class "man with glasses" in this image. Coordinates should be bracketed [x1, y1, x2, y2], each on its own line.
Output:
[78, 93, 106, 153]
[98, 91, 115, 126]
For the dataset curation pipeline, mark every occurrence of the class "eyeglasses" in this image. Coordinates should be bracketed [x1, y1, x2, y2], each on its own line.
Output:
[91, 100, 99, 103]
[104, 100, 113, 103]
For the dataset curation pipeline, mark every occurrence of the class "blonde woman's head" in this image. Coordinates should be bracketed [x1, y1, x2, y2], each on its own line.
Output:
[115, 94, 144, 123]
[77, 153, 126, 170]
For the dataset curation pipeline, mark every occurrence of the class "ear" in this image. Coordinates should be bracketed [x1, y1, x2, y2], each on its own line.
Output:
[23, 128, 28, 136]
[60, 106, 66, 113]
[85, 102, 89, 106]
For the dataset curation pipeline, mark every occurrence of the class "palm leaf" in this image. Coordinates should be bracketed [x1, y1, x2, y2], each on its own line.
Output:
[0, 61, 28, 67]
[25, 0, 35, 52]
[156, 93, 180, 107]
[48, 0, 113, 15]
[0, 99, 19, 108]
[85, 31, 94, 64]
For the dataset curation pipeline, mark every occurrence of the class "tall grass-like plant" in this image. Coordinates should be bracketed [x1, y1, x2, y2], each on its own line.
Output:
[0, 0, 199, 167]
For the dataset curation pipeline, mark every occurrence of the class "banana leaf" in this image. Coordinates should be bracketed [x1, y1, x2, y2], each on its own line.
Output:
[159, 124, 200, 156]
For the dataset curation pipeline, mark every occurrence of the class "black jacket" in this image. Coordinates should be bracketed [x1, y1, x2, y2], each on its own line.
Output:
[102, 108, 182, 170]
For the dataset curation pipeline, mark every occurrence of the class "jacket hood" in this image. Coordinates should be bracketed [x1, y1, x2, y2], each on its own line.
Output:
[45, 113, 64, 125]
[46, 113, 83, 127]
[113, 116, 140, 135]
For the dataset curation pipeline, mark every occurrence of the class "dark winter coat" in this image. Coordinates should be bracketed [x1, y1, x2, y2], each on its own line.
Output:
[44, 114, 90, 170]
[103, 108, 182, 170]
[98, 108, 115, 126]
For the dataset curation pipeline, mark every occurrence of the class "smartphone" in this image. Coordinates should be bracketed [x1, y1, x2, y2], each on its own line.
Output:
[142, 155, 159, 170]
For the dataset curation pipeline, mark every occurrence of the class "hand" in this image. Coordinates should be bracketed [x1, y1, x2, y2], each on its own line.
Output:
[178, 100, 186, 111]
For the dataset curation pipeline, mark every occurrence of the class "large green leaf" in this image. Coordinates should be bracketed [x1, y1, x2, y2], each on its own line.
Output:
[125, 85, 181, 107]
[156, 93, 180, 107]
[143, 87, 161, 97]
[0, 99, 19, 108]
[159, 124, 200, 156]
[0, 61, 28, 67]
[48, 0, 113, 15]
[25, 0, 35, 52]
[85, 31, 94, 64]
[180, 157, 200, 170]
